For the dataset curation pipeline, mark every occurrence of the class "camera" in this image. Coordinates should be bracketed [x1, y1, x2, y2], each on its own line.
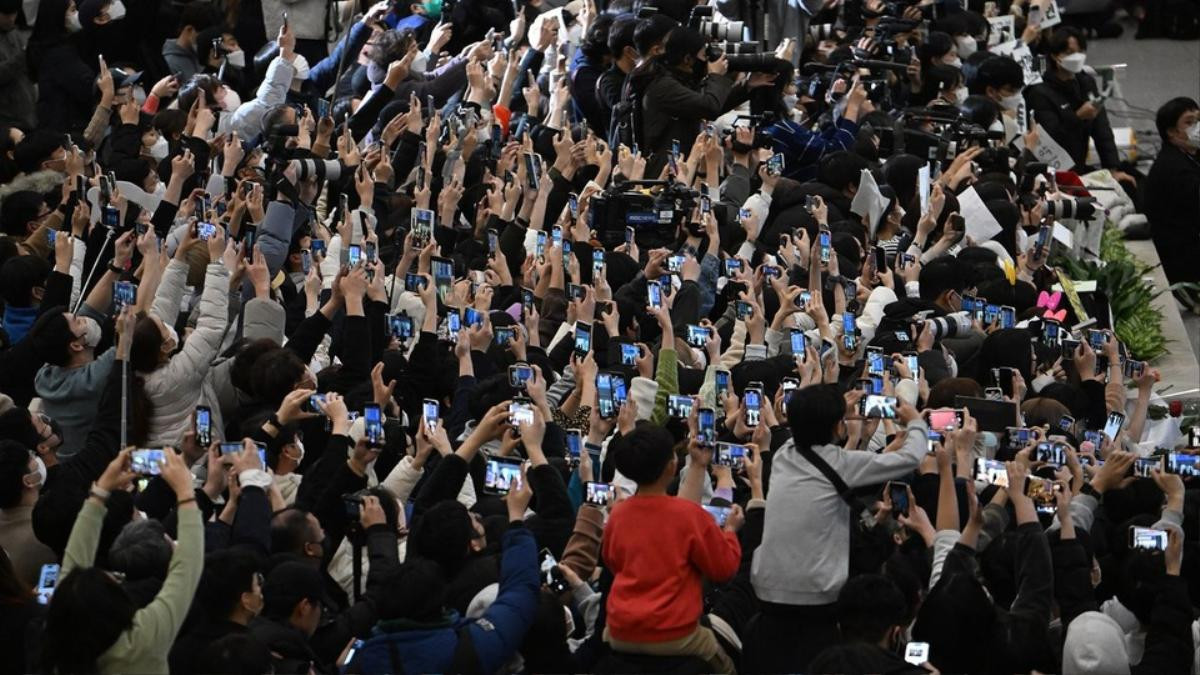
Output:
[588, 179, 700, 249]
[809, 23, 839, 41]
[923, 312, 972, 341]
[1044, 197, 1098, 221]
[688, 6, 744, 42]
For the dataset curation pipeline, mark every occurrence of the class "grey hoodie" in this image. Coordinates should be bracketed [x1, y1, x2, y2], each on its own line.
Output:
[162, 39, 201, 82]
[36, 348, 117, 459]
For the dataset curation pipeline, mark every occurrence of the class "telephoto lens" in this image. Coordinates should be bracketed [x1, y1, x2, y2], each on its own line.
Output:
[924, 312, 973, 340]
[1044, 198, 1097, 221]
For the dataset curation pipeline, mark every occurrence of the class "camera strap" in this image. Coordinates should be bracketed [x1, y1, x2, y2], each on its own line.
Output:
[796, 443, 870, 520]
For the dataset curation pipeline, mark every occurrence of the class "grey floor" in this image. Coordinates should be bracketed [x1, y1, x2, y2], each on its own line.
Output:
[1086, 22, 1200, 366]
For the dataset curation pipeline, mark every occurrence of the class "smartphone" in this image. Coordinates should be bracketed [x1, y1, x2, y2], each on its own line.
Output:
[766, 152, 785, 176]
[195, 406, 212, 446]
[1164, 452, 1200, 477]
[220, 442, 267, 468]
[927, 430, 943, 454]
[685, 324, 712, 348]
[113, 281, 137, 310]
[508, 398, 535, 436]
[1123, 359, 1145, 379]
[860, 394, 898, 419]
[446, 310, 461, 341]
[647, 282, 663, 308]
[888, 481, 910, 518]
[305, 393, 327, 415]
[1133, 456, 1161, 478]
[1129, 526, 1169, 552]
[992, 367, 1015, 398]
[667, 394, 694, 419]
[463, 307, 485, 328]
[524, 152, 542, 189]
[347, 244, 363, 267]
[843, 312, 857, 351]
[363, 404, 384, 446]
[431, 256, 453, 303]
[422, 398, 439, 432]
[734, 300, 754, 320]
[1035, 441, 1066, 466]
[617, 341, 640, 367]
[974, 457, 1010, 488]
[403, 273, 428, 293]
[744, 387, 762, 427]
[927, 409, 964, 431]
[715, 369, 731, 395]
[36, 563, 60, 605]
[1000, 305, 1016, 329]
[584, 481, 614, 507]
[508, 362, 534, 390]
[866, 347, 886, 376]
[411, 208, 435, 247]
[697, 407, 716, 446]
[574, 321, 592, 357]
[102, 205, 120, 228]
[1103, 412, 1126, 442]
[704, 504, 731, 527]
[1058, 414, 1075, 433]
[131, 448, 166, 475]
[790, 329, 807, 357]
[819, 229, 832, 264]
[484, 455, 523, 494]
[904, 642, 930, 666]
[596, 372, 616, 419]
[310, 239, 326, 256]
[493, 326, 516, 346]
[388, 313, 414, 339]
[1006, 426, 1035, 449]
[1087, 329, 1108, 350]
[715, 442, 747, 469]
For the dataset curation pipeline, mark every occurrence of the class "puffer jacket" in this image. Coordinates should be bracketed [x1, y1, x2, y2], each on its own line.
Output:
[141, 260, 230, 448]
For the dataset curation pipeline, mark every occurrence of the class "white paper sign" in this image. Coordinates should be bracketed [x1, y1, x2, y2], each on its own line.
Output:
[1052, 222, 1074, 248]
[987, 15, 1015, 46]
[918, 164, 931, 216]
[850, 169, 887, 236]
[1031, 127, 1076, 170]
[956, 187, 1004, 243]
[990, 40, 1043, 86]
[1039, 0, 1062, 28]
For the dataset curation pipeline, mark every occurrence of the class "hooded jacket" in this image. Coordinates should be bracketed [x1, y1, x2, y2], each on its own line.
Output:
[161, 39, 201, 82]
[35, 344, 116, 459]
[0, 25, 36, 129]
[349, 524, 540, 674]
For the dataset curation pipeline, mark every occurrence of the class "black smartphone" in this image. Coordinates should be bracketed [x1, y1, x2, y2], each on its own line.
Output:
[195, 406, 212, 446]
[888, 481, 909, 518]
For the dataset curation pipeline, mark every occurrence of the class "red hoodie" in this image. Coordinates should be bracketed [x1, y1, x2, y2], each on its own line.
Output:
[602, 495, 742, 642]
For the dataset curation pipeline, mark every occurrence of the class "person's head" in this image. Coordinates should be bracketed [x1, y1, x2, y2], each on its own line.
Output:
[175, 1, 217, 47]
[609, 14, 638, 69]
[176, 74, 222, 115]
[1156, 97, 1200, 153]
[926, 377, 983, 409]
[269, 507, 326, 561]
[76, 0, 124, 27]
[250, 347, 309, 407]
[42, 566, 136, 673]
[919, 31, 958, 68]
[661, 26, 706, 76]
[107, 518, 172, 581]
[836, 574, 910, 650]
[787, 384, 847, 449]
[819, 151, 871, 197]
[580, 13, 615, 62]
[0, 0, 19, 32]
[261, 561, 324, 635]
[13, 129, 67, 175]
[198, 548, 264, 625]
[407, 500, 479, 571]
[0, 408, 61, 458]
[928, 64, 966, 105]
[0, 190, 50, 239]
[912, 571, 996, 672]
[0, 440, 44, 508]
[130, 312, 177, 372]
[633, 13, 676, 59]
[28, 306, 103, 368]
[1021, 396, 1071, 429]
[919, 257, 968, 311]
[0, 254, 49, 308]
[974, 55, 1024, 110]
[197, 28, 241, 69]
[1046, 26, 1087, 76]
[610, 421, 678, 486]
[376, 557, 446, 622]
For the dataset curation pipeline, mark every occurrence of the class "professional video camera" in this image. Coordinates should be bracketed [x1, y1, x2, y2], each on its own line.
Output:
[721, 112, 777, 149]
[878, 0, 939, 20]
[588, 179, 701, 249]
[899, 107, 1006, 166]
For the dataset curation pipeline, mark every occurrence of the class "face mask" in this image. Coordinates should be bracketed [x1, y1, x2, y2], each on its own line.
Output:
[151, 181, 166, 199]
[25, 456, 47, 489]
[955, 35, 977, 59]
[1186, 122, 1200, 146]
[782, 94, 799, 111]
[945, 55, 962, 69]
[1000, 93, 1023, 111]
[220, 86, 242, 112]
[291, 54, 311, 82]
[79, 316, 102, 349]
[148, 134, 169, 160]
[988, 119, 1005, 134]
[953, 86, 969, 105]
[226, 48, 246, 68]
[106, 0, 125, 21]
[162, 323, 179, 353]
[66, 10, 82, 32]
[567, 23, 583, 45]
[410, 51, 428, 77]
[1059, 52, 1086, 73]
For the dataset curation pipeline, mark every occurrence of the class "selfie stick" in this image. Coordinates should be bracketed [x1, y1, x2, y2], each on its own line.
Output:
[73, 228, 116, 314]
[120, 355, 128, 450]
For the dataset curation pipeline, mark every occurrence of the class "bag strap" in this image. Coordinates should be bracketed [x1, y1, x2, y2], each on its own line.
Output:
[796, 443, 869, 517]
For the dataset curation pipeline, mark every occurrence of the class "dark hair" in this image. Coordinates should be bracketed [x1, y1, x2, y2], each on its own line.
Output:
[608, 14, 638, 59]
[250, 348, 306, 407]
[919, 257, 966, 302]
[108, 518, 172, 581]
[177, 1, 217, 33]
[819, 151, 871, 193]
[926, 377, 983, 409]
[0, 254, 50, 307]
[152, 109, 188, 140]
[610, 421, 677, 484]
[918, 31, 954, 68]
[376, 558, 446, 622]
[661, 26, 704, 67]
[633, 14, 676, 57]
[1045, 26, 1085, 56]
[42, 566, 136, 674]
[580, 13, 615, 61]
[13, 129, 64, 174]
[0, 409, 40, 451]
[230, 338, 279, 397]
[0, 190, 44, 238]
[0, 440, 30, 509]
[197, 548, 261, 621]
[176, 74, 222, 114]
[787, 384, 846, 449]
[927, 63, 963, 93]
[0, 546, 33, 603]
[371, 28, 417, 70]
[960, 95, 1001, 128]
[407, 500, 473, 571]
[836, 574, 909, 643]
[269, 507, 317, 556]
[972, 55, 1024, 95]
[128, 313, 164, 446]
[197, 633, 274, 675]
[912, 571, 995, 672]
[1155, 96, 1200, 141]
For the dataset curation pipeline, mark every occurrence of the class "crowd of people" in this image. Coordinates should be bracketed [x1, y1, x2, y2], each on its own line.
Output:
[0, 0, 1199, 672]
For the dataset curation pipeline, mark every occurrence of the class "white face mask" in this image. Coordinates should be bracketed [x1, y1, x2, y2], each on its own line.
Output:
[953, 86, 969, 105]
[1186, 122, 1200, 146]
[1058, 52, 1086, 73]
[410, 51, 428, 76]
[151, 181, 166, 199]
[65, 9, 82, 32]
[291, 54, 311, 82]
[79, 316, 102, 349]
[955, 35, 977, 59]
[226, 48, 246, 68]
[1000, 92, 1023, 111]
[782, 93, 798, 111]
[25, 456, 47, 490]
[148, 134, 169, 160]
[220, 86, 242, 112]
[106, 0, 126, 21]
[988, 119, 1005, 134]
[945, 55, 962, 69]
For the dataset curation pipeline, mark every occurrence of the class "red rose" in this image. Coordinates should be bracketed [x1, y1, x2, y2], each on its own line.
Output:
[1169, 400, 1183, 417]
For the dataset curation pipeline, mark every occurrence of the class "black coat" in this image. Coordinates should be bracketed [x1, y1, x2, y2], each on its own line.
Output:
[1144, 143, 1200, 285]
[33, 42, 97, 136]
[1024, 70, 1120, 170]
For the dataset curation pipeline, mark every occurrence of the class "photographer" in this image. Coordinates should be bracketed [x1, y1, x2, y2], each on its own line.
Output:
[767, 75, 872, 182]
[1145, 97, 1200, 312]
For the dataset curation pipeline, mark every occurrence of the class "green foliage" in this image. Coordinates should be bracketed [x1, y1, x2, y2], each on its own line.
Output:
[1054, 228, 1169, 360]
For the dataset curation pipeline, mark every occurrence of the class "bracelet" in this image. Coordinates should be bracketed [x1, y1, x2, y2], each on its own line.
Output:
[267, 413, 282, 429]
[107, 262, 124, 275]
[89, 483, 111, 501]
[177, 497, 197, 506]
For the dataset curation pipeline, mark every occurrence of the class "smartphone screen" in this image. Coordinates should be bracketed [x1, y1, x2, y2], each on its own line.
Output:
[744, 388, 762, 427]
[716, 442, 747, 468]
[422, 399, 439, 431]
[860, 395, 898, 419]
[36, 563, 60, 605]
[574, 321, 592, 356]
[131, 448, 166, 475]
[790, 329, 807, 356]
[363, 404, 383, 445]
[584, 481, 614, 507]
[648, 282, 662, 308]
[704, 504, 731, 526]
[697, 408, 716, 446]
[485, 456, 523, 494]
[195, 406, 211, 446]
[888, 481, 909, 517]
[715, 370, 730, 394]
[1103, 412, 1125, 442]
